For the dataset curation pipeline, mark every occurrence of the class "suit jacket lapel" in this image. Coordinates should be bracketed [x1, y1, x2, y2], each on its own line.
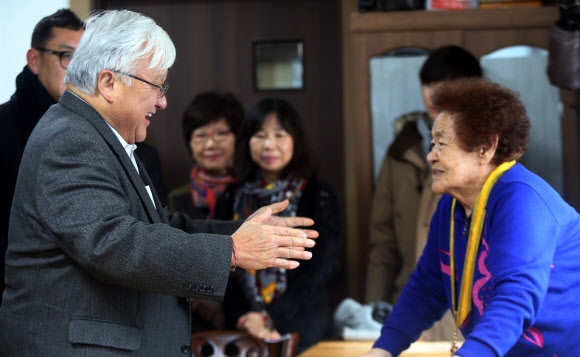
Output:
[136, 157, 167, 223]
[59, 90, 162, 224]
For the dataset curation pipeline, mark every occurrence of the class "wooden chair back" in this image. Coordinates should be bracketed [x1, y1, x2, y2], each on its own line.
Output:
[190, 330, 299, 357]
[265, 332, 299, 357]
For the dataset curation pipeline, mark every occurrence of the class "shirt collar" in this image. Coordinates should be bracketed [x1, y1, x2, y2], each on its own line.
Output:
[106, 123, 138, 159]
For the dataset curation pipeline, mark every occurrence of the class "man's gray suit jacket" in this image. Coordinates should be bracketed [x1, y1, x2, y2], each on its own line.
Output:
[0, 90, 241, 356]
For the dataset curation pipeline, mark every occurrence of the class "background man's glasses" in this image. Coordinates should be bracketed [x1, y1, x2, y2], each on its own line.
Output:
[35, 47, 73, 70]
[191, 130, 233, 144]
[110, 70, 169, 98]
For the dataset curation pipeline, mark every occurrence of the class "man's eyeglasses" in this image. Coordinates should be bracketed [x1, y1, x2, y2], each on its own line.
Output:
[110, 70, 169, 99]
[35, 47, 73, 70]
[191, 130, 233, 144]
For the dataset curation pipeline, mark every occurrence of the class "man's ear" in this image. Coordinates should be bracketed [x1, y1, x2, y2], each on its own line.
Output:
[26, 49, 40, 75]
[97, 70, 117, 103]
[480, 134, 499, 164]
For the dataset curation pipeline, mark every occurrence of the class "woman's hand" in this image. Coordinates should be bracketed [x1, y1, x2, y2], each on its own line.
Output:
[236, 311, 281, 340]
[357, 348, 393, 357]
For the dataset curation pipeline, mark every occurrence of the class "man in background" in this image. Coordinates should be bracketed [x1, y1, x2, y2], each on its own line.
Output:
[0, 9, 84, 307]
[366, 45, 483, 340]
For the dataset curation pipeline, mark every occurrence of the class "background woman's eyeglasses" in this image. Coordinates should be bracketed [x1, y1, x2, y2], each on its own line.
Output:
[191, 130, 233, 144]
[35, 47, 73, 70]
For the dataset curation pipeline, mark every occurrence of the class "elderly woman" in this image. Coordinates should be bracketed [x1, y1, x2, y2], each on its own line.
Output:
[360, 78, 580, 357]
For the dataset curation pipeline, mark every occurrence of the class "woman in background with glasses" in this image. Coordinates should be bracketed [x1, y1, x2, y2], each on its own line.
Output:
[223, 98, 341, 353]
[168, 91, 243, 221]
[168, 91, 244, 333]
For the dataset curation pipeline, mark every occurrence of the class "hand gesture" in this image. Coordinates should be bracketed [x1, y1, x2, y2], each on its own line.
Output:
[232, 200, 318, 270]
[246, 200, 318, 238]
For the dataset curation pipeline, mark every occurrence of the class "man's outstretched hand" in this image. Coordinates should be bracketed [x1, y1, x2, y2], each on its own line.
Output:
[232, 200, 319, 270]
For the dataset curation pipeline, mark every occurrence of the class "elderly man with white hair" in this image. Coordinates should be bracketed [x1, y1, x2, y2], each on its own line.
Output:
[0, 10, 318, 356]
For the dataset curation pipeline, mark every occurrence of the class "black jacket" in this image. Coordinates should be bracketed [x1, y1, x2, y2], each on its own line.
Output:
[167, 182, 237, 333]
[167, 183, 236, 221]
[135, 143, 168, 206]
[0, 66, 55, 306]
[222, 180, 341, 353]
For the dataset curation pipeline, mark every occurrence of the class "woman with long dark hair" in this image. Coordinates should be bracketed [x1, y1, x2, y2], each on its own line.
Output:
[224, 98, 341, 353]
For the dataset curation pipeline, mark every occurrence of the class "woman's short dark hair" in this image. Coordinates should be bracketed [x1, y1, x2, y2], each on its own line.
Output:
[432, 78, 530, 164]
[181, 91, 244, 156]
[420, 45, 483, 85]
[235, 98, 319, 184]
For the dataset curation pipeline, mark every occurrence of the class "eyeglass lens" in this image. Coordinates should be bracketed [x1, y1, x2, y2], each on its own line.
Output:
[59, 52, 73, 69]
[36, 48, 73, 70]
[192, 130, 232, 144]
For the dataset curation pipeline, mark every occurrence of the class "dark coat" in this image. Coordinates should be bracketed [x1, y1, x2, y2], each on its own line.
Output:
[0, 90, 240, 356]
[167, 182, 237, 333]
[168, 183, 236, 221]
[222, 180, 341, 353]
[0, 66, 56, 307]
[135, 142, 168, 205]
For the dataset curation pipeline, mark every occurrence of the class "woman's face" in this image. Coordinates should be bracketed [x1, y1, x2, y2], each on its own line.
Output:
[189, 118, 235, 175]
[427, 112, 485, 202]
[249, 113, 294, 183]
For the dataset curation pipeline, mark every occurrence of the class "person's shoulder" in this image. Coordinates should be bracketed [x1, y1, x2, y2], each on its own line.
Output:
[37, 102, 86, 134]
[498, 163, 553, 193]
[0, 98, 18, 126]
[0, 100, 20, 155]
[28, 103, 102, 157]
[387, 112, 425, 159]
[496, 163, 565, 206]
[0, 98, 13, 112]
[489, 164, 580, 226]
[393, 110, 425, 135]
[168, 184, 189, 199]
[167, 184, 193, 214]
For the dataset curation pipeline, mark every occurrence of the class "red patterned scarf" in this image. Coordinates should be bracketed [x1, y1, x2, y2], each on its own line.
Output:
[189, 165, 235, 220]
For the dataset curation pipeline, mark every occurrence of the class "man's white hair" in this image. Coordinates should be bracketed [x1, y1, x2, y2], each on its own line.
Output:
[65, 9, 176, 94]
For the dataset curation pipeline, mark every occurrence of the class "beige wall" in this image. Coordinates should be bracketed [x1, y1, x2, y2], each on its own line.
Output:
[69, 0, 91, 20]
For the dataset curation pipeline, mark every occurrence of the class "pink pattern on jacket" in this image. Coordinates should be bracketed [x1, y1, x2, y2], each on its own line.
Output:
[472, 238, 491, 316]
[523, 326, 545, 348]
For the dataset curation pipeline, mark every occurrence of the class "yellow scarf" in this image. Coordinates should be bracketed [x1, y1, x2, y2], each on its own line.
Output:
[449, 160, 515, 354]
